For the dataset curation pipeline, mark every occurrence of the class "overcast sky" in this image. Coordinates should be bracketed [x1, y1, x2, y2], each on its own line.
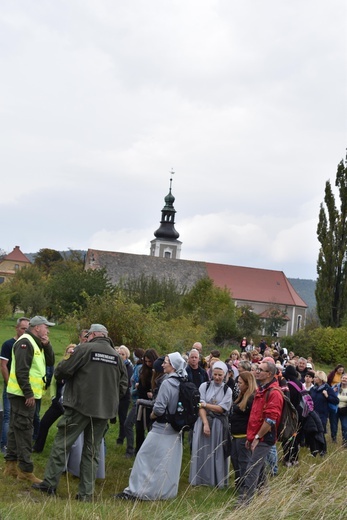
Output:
[1, 1, 346, 280]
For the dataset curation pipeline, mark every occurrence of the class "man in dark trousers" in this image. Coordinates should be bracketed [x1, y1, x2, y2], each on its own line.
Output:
[33, 323, 128, 501]
[0, 316, 30, 453]
[4, 316, 55, 483]
[237, 361, 284, 506]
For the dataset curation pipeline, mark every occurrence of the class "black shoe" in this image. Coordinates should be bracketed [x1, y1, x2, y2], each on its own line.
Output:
[125, 452, 134, 459]
[75, 493, 93, 502]
[116, 439, 124, 445]
[113, 492, 136, 501]
[32, 481, 56, 495]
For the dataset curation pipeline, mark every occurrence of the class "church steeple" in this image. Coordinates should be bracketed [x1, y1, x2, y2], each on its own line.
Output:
[150, 171, 182, 259]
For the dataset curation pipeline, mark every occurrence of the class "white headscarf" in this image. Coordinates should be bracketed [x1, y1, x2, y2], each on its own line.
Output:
[212, 360, 228, 376]
[168, 352, 188, 378]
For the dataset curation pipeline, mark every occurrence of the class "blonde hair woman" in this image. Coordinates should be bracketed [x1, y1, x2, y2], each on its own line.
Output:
[230, 371, 257, 493]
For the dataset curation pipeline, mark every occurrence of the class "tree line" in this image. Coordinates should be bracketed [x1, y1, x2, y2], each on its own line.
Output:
[0, 249, 287, 350]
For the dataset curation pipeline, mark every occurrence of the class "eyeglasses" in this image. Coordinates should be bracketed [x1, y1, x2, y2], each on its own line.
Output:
[255, 368, 269, 373]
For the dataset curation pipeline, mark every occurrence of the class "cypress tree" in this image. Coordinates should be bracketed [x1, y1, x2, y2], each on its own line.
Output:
[316, 158, 347, 327]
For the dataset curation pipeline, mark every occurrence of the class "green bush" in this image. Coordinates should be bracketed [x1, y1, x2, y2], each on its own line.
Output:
[282, 327, 347, 365]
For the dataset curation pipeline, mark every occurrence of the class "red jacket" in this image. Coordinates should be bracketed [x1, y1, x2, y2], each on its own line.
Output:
[247, 379, 284, 444]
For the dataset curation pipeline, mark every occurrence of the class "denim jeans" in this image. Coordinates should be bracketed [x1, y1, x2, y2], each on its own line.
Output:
[1, 386, 10, 449]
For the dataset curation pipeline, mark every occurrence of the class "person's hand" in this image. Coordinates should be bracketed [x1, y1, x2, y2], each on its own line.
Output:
[203, 423, 210, 437]
[147, 392, 153, 399]
[65, 344, 76, 355]
[251, 437, 260, 451]
[323, 390, 328, 398]
[25, 397, 35, 407]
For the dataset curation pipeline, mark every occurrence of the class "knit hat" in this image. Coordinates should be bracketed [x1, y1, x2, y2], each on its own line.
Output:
[153, 356, 165, 373]
[284, 364, 300, 381]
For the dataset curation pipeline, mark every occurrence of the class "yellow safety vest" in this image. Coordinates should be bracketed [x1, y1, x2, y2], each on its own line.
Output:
[7, 333, 46, 399]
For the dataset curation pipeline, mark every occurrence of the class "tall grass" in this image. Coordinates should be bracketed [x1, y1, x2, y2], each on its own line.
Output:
[0, 441, 347, 519]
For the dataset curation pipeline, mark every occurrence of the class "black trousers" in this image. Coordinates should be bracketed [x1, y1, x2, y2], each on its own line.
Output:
[117, 393, 130, 441]
[33, 401, 64, 453]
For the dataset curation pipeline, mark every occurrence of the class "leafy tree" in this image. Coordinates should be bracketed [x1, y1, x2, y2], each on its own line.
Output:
[78, 292, 211, 352]
[8, 265, 49, 315]
[236, 305, 261, 337]
[34, 248, 63, 274]
[0, 248, 6, 261]
[118, 274, 184, 319]
[264, 306, 288, 336]
[181, 277, 237, 343]
[0, 285, 11, 318]
[47, 261, 110, 318]
[316, 159, 347, 327]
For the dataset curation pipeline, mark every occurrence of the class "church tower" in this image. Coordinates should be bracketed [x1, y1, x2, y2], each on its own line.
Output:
[150, 172, 182, 259]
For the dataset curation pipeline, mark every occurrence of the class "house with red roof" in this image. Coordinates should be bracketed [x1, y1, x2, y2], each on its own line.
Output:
[0, 246, 31, 284]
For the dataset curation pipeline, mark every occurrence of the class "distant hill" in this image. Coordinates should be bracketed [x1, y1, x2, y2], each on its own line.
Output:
[25, 250, 87, 263]
[288, 278, 316, 310]
[25, 250, 317, 310]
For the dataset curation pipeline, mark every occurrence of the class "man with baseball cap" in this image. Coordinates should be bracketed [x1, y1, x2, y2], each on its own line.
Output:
[33, 323, 128, 500]
[4, 316, 55, 483]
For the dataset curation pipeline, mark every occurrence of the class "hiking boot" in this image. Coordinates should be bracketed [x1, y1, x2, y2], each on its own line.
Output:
[17, 468, 42, 484]
[32, 481, 56, 495]
[3, 460, 18, 478]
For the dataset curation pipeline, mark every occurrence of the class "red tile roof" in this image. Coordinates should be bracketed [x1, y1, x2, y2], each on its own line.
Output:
[205, 263, 307, 307]
[4, 246, 31, 264]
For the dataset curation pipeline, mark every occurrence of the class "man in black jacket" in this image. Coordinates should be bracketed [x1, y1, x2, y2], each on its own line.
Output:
[186, 349, 209, 388]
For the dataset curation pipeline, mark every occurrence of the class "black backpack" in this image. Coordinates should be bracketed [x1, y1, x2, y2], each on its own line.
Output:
[166, 378, 201, 432]
[266, 387, 299, 443]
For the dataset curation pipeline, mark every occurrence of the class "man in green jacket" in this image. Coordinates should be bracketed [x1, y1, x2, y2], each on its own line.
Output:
[33, 323, 128, 501]
[4, 315, 55, 483]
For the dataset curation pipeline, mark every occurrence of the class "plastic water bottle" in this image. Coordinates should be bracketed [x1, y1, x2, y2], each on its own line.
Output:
[177, 401, 184, 413]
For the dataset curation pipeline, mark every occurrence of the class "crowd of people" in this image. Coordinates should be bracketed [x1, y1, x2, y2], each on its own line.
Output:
[1, 322, 347, 506]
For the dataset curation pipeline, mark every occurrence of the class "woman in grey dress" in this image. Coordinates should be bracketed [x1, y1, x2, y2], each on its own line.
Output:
[189, 361, 232, 488]
[114, 352, 187, 500]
